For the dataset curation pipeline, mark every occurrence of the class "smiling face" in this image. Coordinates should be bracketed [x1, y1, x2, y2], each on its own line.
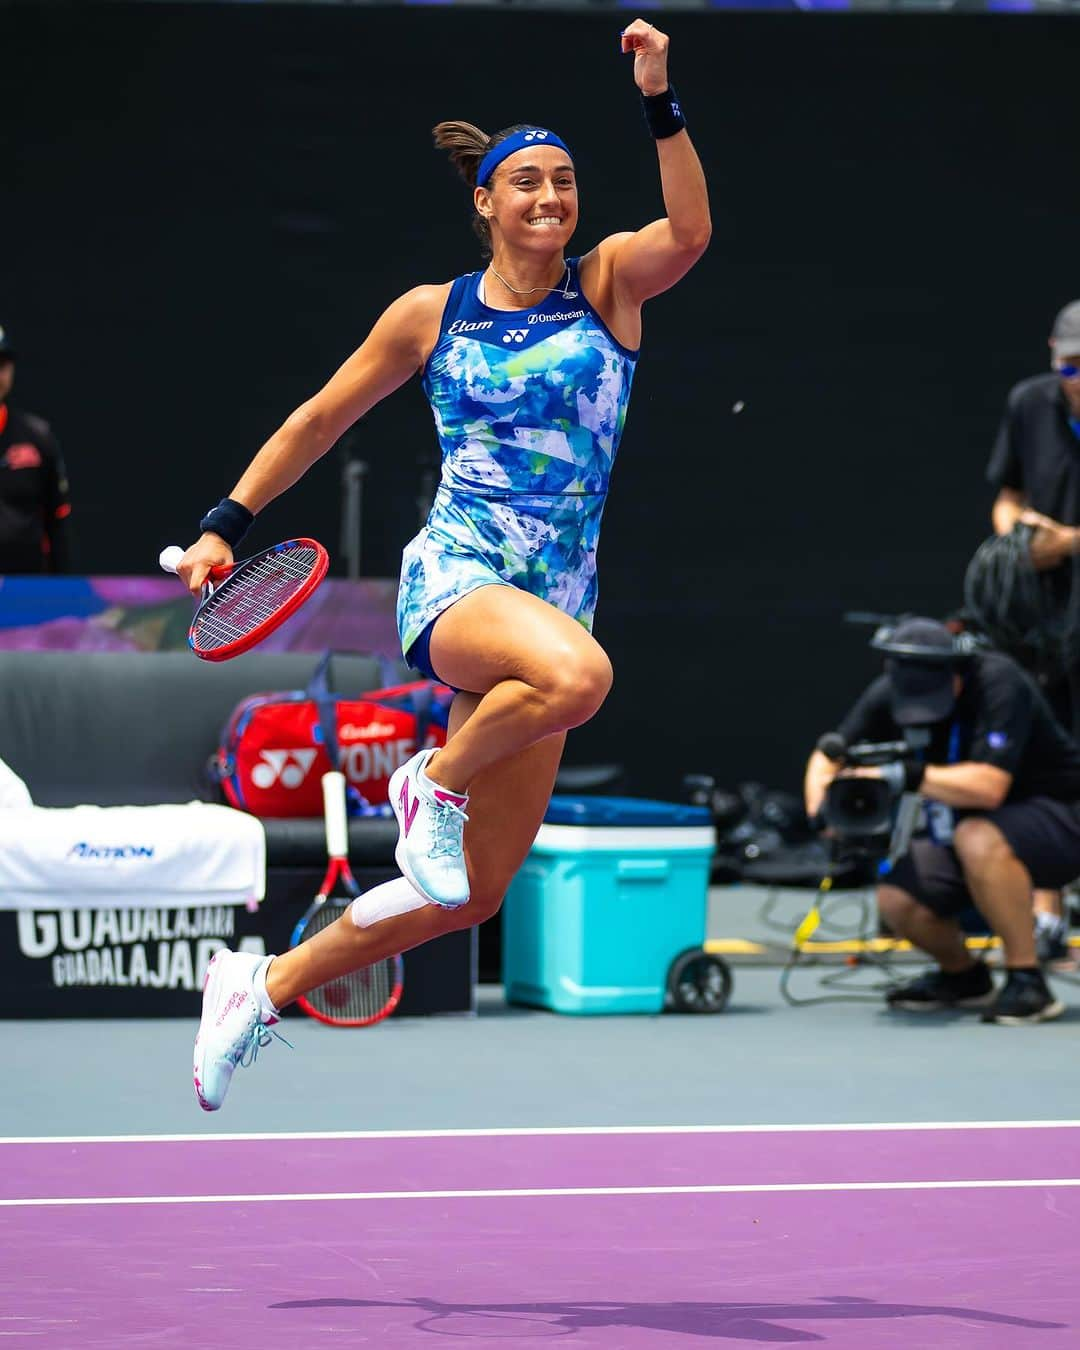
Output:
[474, 144, 578, 256]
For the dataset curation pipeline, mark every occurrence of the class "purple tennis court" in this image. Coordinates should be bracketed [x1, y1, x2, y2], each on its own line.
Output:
[2, 1123, 1077, 1348]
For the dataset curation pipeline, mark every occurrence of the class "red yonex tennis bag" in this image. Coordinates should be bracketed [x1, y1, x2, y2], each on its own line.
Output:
[213, 655, 453, 818]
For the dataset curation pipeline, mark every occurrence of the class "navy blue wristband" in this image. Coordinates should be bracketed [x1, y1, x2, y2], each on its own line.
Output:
[199, 497, 254, 550]
[641, 86, 686, 140]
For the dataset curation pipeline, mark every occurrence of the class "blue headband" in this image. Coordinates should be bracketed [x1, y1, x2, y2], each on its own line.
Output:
[476, 128, 573, 188]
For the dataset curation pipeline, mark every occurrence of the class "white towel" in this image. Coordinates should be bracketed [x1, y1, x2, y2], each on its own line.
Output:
[0, 802, 266, 910]
[0, 757, 32, 810]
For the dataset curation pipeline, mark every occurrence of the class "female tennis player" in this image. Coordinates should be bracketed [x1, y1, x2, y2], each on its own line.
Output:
[184, 18, 711, 1110]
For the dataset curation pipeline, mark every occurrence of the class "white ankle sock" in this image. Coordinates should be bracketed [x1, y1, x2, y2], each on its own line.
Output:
[1035, 912, 1067, 936]
[252, 955, 281, 1022]
[349, 875, 432, 928]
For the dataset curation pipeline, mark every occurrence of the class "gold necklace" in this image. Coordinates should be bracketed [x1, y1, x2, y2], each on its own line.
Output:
[488, 262, 575, 300]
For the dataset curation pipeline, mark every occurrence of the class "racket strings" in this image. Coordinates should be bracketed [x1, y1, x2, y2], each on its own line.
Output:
[300, 902, 401, 1024]
[195, 546, 320, 651]
[199, 559, 311, 638]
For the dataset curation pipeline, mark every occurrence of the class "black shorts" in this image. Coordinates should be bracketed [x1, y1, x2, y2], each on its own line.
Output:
[887, 797, 1080, 918]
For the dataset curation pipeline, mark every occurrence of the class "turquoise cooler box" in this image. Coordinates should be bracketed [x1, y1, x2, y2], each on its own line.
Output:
[502, 795, 716, 1014]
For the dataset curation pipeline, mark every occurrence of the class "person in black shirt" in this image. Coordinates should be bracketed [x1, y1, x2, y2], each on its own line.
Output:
[984, 299, 1080, 710]
[0, 325, 72, 574]
[805, 617, 1080, 1025]
[982, 299, 1080, 959]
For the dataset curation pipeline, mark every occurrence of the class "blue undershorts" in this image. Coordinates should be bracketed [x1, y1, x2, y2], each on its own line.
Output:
[405, 615, 460, 692]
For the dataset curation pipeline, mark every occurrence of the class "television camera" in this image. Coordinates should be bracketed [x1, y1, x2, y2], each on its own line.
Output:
[817, 729, 927, 866]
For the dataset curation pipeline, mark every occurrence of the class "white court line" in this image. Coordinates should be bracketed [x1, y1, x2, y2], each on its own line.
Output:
[4, 1177, 1080, 1209]
[2, 1120, 1080, 1146]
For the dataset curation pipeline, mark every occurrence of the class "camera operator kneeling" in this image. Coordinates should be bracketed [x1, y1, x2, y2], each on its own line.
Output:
[805, 616, 1080, 1025]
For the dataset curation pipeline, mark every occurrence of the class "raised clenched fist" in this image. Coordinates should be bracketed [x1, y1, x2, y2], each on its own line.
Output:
[620, 19, 670, 98]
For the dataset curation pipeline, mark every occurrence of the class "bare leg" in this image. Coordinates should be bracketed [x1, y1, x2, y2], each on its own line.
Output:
[266, 692, 566, 1009]
[877, 884, 972, 971]
[952, 818, 1037, 967]
[266, 900, 459, 1010]
[422, 586, 612, 793]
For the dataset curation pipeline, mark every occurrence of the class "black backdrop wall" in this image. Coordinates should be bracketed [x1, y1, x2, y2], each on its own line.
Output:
[5, 2, 1079, 798]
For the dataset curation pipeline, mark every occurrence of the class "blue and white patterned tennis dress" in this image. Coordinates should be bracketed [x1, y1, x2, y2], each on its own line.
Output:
[397, 258, 639, 659]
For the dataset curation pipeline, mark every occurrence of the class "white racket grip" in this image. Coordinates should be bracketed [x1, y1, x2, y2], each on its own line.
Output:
[322, 771, 349, 858]
[159, 545, 184, 575]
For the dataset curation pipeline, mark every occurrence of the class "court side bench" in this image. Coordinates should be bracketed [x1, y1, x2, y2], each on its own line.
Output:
[0, 650, 474, 1018]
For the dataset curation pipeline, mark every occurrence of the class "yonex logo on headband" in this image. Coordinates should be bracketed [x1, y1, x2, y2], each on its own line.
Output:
[476, 128, 573, 187]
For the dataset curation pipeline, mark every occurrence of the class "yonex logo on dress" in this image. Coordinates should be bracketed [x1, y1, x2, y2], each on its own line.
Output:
[503, 329, 528, 344]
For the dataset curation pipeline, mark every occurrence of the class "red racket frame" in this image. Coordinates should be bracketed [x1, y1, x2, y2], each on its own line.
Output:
[189, 537, 329, 662]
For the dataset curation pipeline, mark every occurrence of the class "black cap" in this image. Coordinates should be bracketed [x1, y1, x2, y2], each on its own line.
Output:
[1051, 300, 1080, 359]
[876, 617, 959, 727]
[0, 325, 13, 360]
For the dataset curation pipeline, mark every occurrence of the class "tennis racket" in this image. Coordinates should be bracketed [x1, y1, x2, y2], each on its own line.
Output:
[159, 537, 329, 661]
[289, 770, 404, 1027]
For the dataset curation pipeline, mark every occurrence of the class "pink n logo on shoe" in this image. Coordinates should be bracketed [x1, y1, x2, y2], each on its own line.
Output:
[398, 780, 420, 837]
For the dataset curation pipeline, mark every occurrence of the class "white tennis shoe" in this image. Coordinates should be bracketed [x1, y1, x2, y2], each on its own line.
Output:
[388, 748, 470, 909]
[193, 950, 286, 1112]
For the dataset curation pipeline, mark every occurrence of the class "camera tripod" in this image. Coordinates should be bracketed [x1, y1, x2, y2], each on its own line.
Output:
[779, 794, 923, 1007]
